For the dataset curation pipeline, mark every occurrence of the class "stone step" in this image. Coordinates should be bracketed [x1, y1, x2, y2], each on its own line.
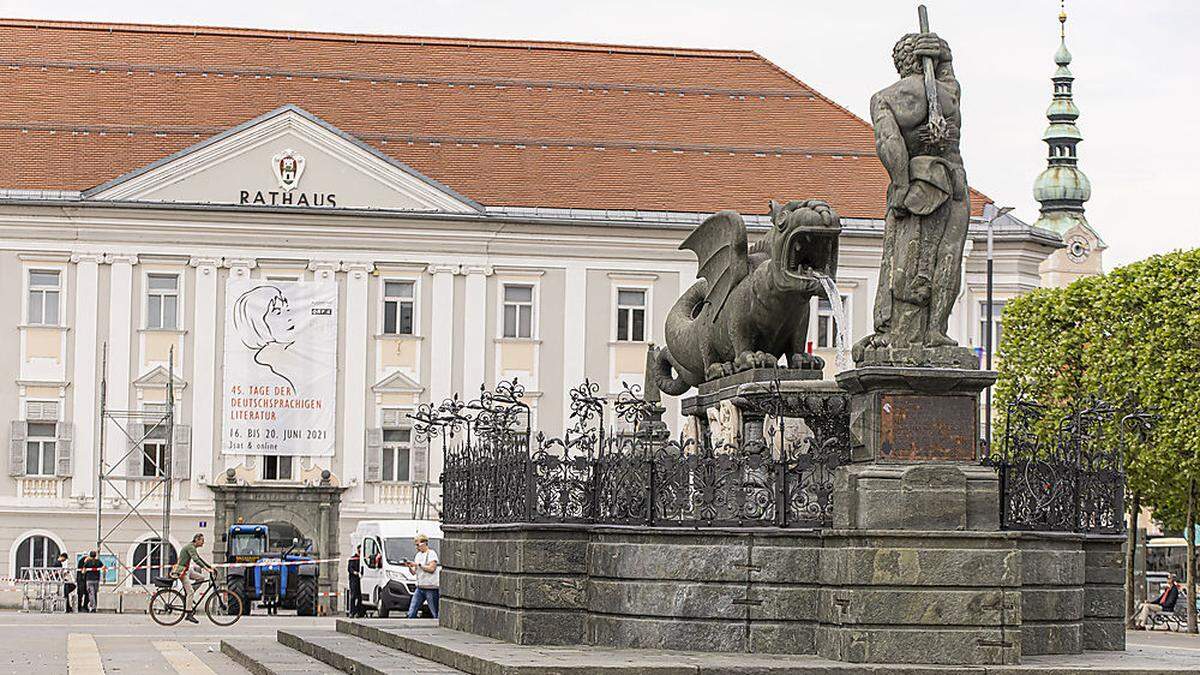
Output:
[277, 628, 462, 674]
[332, 619, 1200, 675]
[221, 637, 343, 675]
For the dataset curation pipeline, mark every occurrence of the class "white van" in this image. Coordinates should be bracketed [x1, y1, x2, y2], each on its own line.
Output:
[350, 519, 442, 618]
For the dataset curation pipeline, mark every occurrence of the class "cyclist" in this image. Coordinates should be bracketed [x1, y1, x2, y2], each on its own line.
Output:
[172, 533, 215, 624]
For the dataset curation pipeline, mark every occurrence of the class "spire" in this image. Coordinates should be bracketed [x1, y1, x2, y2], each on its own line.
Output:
[1033, 0, 1092, 236]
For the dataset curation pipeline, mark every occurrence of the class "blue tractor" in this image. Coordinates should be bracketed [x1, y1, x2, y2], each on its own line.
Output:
[224, 523, 320, 616]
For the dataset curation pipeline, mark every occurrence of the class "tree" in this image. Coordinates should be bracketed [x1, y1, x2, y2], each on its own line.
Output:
[996, 248, 1200, 633]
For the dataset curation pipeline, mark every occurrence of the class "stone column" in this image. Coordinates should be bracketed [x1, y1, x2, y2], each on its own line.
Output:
[104, 254, 137, 479]
[427, 264, 459, 484]
[70, 253, 103, 498]
[188, 256, 221, 489]
[562, 265, 587, 432]
[460, 265, 492, 396]
[341, 261, 373, 502]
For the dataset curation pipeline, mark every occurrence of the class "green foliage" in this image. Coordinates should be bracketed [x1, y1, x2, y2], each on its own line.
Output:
[995, 248, 1200, 497]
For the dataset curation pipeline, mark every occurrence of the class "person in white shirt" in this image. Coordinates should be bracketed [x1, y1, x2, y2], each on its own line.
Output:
[405, 533, 440, 618]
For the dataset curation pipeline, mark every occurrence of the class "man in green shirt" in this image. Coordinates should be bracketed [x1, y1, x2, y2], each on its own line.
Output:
[172, 533, 213, 623]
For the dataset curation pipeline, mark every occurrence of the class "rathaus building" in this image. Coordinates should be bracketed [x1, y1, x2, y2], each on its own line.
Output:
[0, 19, 1083, 590]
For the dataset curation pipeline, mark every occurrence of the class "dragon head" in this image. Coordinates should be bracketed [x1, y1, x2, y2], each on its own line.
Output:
[766, 199, 841, 292]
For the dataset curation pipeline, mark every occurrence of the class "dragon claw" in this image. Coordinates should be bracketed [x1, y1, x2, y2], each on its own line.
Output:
[788, 352, 825, 370]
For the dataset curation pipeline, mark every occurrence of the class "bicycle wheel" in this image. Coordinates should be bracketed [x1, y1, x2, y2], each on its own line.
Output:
[149, 588, 186, 627]
[206, 587, 244, 626]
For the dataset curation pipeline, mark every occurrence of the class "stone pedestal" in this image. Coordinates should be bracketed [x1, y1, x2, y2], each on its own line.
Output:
[680, 368, 842, 448]
[821, 366, 1017, 666]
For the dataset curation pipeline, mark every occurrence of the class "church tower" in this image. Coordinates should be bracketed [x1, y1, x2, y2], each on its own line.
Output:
[1036, 2, 1105, 286]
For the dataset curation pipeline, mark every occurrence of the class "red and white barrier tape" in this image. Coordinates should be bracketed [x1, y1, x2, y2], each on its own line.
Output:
[0, 556, 346, 585]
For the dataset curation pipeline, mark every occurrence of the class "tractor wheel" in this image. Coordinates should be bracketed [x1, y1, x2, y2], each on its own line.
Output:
[375, 589, 390, 619]
[295, 576, 318, 617]
[227, 576, 250, 616]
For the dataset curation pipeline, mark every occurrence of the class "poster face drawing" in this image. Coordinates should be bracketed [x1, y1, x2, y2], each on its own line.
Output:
[221, 280, 338, 457]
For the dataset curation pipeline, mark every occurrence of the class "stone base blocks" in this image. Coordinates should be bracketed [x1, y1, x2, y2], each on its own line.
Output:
[441, 522, 1121, 665]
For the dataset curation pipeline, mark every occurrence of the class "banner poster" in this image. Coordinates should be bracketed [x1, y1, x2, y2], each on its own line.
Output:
[221, 279, 337, 456]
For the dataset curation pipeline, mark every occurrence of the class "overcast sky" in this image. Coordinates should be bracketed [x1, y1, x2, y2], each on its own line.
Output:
[3, 0, 1196, 268]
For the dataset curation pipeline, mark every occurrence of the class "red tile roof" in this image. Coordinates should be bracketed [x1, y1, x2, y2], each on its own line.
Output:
[0, 18, 989, 218]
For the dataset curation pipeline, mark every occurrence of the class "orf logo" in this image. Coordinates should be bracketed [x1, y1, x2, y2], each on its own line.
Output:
[271, 149, 306, 192]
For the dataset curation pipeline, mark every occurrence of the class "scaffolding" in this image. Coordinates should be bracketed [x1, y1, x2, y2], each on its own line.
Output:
[94, 343, 176, 590]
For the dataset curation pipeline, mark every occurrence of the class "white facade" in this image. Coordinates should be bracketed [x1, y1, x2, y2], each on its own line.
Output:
[0, 107, 1060, 586]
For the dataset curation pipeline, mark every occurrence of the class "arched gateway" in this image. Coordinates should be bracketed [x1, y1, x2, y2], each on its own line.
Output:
[210, 472, 346, 610]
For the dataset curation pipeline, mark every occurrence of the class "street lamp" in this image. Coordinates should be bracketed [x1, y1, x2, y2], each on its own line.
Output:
[985, 205, 1014, 450]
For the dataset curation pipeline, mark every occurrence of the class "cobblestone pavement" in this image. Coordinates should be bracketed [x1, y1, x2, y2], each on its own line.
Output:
[0, 611, 330, 674]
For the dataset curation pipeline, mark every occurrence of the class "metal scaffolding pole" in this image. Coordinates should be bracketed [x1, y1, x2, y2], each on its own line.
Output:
[94, 343, 176, 590]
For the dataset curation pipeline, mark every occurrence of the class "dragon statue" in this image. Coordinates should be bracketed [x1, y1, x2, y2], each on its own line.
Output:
[651, 199, 841, 396]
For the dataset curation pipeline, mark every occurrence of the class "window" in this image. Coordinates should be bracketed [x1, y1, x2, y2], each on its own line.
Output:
[132, 538, 177, 586]
[816, 294, 850, 349]
[383, 281, 415, 335]
[502, 284, 534, 339]
[146, 274, 179, 329]
[979, 300, 1006, 350]
[616, 289, 647, 342]
[15, 534, 60, 579]
[27, 270, 60, 326]
[140, 422, 168, 478]
[25, 422, 57, 476]
[262, 455, 294, 481]
[381, 428, 411, 482]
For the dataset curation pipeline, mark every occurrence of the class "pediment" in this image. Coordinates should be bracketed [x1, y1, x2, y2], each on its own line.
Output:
[133, 365, 188, 390]
[87, 105, 480, 213]
[372, 370, 424, 394]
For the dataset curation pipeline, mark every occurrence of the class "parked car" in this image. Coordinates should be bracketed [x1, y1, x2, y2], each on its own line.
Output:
[350, 519, 442, 618]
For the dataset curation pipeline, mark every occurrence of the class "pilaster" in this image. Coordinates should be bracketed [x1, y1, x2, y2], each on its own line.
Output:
[562, 265, 587, 433]
[188, 256, 222, 489]
[342, 261, 374, 501]
[461, 264, 493, 396]
[103, 254, 138, 479]
[70, 252, 104, 498]
[428, 264, 459, 483]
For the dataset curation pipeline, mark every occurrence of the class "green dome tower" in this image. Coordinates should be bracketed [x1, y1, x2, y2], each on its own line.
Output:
[1034, 2, 1104, 282]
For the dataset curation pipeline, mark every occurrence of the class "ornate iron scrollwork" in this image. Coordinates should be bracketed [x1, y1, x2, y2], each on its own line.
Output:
[988, 389, 1148, 535]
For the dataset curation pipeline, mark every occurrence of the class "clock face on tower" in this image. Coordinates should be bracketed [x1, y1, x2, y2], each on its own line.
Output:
[1066, 235, 1091, 263]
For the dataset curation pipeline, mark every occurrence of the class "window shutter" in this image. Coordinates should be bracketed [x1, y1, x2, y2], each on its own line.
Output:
[125, 422, 144, 478]
[364, 428, 383, 483]
[381, 409, 404, 427]
[411, 433, 429, 484]
[9, 420, 27, 476]
[56, 422, 73, 476]
[171, 424, 191, 480]
[26, 401, 60, 421]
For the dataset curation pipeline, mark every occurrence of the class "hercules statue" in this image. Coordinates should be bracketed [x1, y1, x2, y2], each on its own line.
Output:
[853, 25, 977, 369]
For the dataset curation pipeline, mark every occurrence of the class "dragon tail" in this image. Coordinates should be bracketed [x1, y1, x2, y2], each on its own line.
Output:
[650, 344, 691, 397]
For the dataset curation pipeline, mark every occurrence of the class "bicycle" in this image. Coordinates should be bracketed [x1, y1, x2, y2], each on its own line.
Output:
[148, 570, 243, 627]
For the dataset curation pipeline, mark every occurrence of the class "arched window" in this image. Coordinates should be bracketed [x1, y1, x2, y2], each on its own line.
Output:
[15, 534, 61, 579]
[132, 538, 177, 586]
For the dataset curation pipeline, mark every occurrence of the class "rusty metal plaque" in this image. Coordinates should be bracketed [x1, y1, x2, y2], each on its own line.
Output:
[878, 394, 976, 461]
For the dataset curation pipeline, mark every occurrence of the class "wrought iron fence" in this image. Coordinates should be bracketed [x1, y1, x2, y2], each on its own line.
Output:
[422, 378, 851, 529]
[983, 389, 1153, 535]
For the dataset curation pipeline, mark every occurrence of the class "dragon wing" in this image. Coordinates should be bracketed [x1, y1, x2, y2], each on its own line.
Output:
[679, 210, 750, 322]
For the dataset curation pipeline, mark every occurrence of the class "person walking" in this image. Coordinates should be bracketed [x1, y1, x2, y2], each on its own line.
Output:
[53, 552, 74, 613]
[80, 551, 104, 612]
[171, 533, 214, 624]
[405, 534, 439, 619]
[347, 545, 364, 618]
